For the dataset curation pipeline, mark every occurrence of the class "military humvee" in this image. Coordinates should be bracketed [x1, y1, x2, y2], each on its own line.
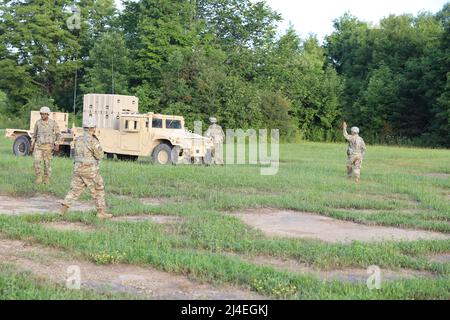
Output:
[5, 111, 73, 157]
[5, 94, 214, 165]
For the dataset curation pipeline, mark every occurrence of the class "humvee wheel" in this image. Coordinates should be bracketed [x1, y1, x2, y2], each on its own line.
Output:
[152, 143, 173, 165]
[13, 135, 31, 156]
[171, 146, 182, 165]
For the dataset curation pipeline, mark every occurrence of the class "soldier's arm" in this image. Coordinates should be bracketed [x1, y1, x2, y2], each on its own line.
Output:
[53, 121, 61, 145]
[32, 121, 38, 141]
[361, 139, 367, 155]
[343, 127, 351, 141]
[89, 138, 104, 160]
[204, 128, 211, 137]
[31, 121, 39, 149]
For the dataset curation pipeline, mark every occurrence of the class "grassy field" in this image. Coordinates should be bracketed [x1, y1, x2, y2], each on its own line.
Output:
[0, 133, 449, 299]
[0, 263, 131, 300]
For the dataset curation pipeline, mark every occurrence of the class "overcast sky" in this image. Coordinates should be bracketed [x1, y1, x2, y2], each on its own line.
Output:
[115, 0, 448, 40]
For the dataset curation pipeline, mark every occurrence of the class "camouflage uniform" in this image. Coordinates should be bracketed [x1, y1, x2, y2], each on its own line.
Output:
[32, 119, 61, 183]
[205, 123, 225, 165]
[62, 131, 107, 214]
[343, 127, 366, 181]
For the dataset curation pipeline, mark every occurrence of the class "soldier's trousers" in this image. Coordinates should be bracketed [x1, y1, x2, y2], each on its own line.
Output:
[213, 142, 224, 165]
[34, 144, 53, 178]
[62, 166, 106, 212]
[347, 154, 363, 179]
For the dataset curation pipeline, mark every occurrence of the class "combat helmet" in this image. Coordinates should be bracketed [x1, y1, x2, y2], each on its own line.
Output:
[83, 117, 97, 128]
[351, 127, 360, 134]
[40, 106, 51, 114]
[209, 117, 217, 124]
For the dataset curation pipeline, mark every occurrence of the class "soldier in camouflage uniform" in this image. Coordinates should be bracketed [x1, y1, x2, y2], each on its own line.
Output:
[31, 106, 61, 185]
[59, 118, 112, 219]
[343, 122, 367, 182]
[205, 117, 225, 165]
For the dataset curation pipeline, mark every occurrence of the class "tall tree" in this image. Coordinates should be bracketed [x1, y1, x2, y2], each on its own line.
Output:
[121, 0, 199, 111]
[325, 8, 449, 146]
[81, 32, 130, 95]
[260, 29, 343, 140]
[0, 0, 79, 109]
[195, 0, 281, 49]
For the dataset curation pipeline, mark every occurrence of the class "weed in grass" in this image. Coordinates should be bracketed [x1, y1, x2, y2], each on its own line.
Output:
[89, 251, 127, 265]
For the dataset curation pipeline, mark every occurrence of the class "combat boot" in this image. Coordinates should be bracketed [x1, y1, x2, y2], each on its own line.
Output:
[97, 210, 113, 219]
[59, 204, 69, 216]
[43, 176, 50, 184]
[35, 176, 43, 185]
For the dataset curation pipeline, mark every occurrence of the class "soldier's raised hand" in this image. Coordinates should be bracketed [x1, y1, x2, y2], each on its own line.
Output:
[343, 121, 347, 129]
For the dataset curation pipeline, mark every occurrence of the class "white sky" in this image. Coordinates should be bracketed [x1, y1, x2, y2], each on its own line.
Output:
[115, 0, 448, 41]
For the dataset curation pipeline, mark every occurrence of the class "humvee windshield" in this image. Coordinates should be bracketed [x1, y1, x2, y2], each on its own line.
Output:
[152, 118, 163, 128]
[166, 119, 182, 129]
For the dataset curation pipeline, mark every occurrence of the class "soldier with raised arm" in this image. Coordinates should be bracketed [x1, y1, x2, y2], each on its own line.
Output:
[59, 118, 112, 219]
[343, 122, 366, 182]
[31, 106, 61, 185]
[205, 117, 225, 165]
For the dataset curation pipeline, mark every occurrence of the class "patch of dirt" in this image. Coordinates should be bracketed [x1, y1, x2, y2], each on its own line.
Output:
[229, 208, 450, 243]
[114, 195, 179, 207]
[0, 194, 94, 215]
[223, 187, 284, 197]
[420, 173, 450, 179]
[225, 253, 434, 283]
[41, 221, 96, 233]
[112, 215, 183, 224]
[0, 237, 263, 300]
[139, 197, 187, 206]
[427, 253, 450, 263]
[140, 198, 167, 206]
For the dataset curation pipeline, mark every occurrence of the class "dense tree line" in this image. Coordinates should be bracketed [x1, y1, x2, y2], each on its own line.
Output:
[0, 0, 448, 146]
[325, 8, 450, 146]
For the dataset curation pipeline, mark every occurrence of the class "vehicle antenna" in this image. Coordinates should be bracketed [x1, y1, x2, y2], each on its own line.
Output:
[111, 55, 114, 95]
[72, 54, 78, 129]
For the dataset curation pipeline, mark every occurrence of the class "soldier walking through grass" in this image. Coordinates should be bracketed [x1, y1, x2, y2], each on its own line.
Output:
[30, 106, 61, 185]
[59, 118, 112, 219]
[343, 122, 366, 182]
[205, 117, 225, 165]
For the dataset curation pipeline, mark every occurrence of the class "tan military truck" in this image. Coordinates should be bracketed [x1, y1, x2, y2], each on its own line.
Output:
[80, 94, 214, 165]
[5, 94, 214, 165]
[5, 111, 73, 156]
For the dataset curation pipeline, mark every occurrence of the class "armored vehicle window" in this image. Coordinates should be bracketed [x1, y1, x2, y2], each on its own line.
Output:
[152, 118, 163, 128]
[124, 119, 139, 131]
[166, 120, 182, 129]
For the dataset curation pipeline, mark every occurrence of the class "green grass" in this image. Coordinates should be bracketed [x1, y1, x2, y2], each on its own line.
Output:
[0, 134, 449, 299]
[0, 263, 131, 300]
